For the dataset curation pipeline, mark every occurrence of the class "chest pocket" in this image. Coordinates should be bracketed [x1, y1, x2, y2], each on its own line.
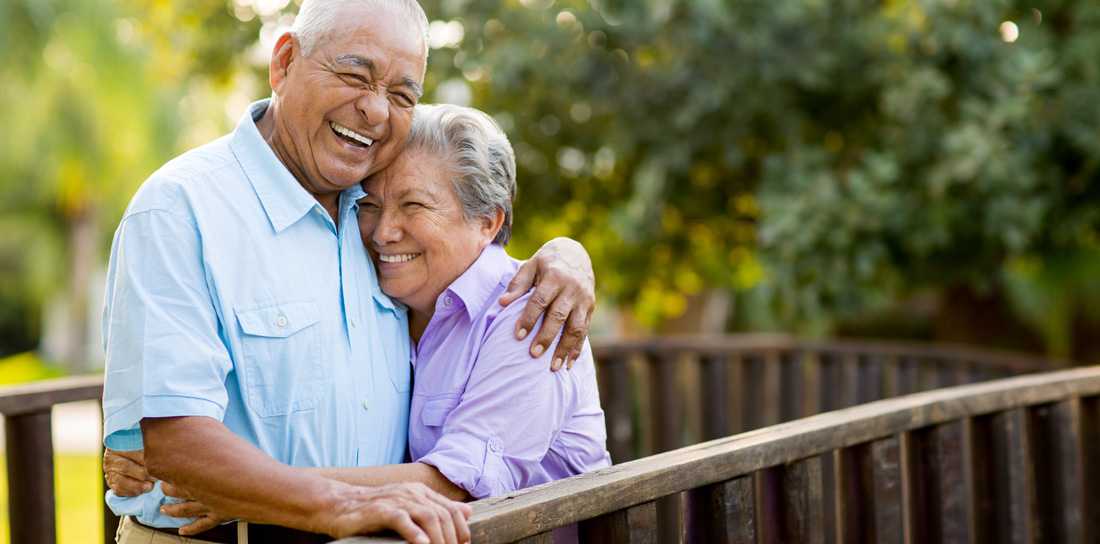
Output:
[235, 299, 323, 417]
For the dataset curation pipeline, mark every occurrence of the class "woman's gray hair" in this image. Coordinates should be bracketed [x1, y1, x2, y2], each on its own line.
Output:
[407, 104, 517, 246]
[292, 0, 429, 62]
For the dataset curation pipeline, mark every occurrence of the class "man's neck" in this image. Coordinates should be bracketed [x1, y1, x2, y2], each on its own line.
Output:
[255, 102, 341, 223]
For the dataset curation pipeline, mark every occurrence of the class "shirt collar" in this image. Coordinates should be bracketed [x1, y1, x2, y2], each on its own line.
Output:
[443, 244, 510, 320]
[230, 99, 363, 234]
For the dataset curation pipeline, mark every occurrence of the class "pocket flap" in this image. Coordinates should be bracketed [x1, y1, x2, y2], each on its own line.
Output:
[236, 300, 320, 338]
[421, 394, 461, 427]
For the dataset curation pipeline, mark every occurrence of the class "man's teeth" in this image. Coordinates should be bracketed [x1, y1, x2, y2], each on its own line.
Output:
[331, 122, 373, 146]
[379, 253, 421, 263]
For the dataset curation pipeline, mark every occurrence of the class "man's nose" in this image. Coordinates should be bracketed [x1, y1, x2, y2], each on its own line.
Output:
[356, 89, 390, 127]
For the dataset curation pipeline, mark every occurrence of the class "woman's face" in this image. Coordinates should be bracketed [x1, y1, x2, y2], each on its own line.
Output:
[358, 147, 499, 316]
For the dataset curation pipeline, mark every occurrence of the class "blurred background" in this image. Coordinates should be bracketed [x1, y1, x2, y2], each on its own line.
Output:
[1, 0, 1099, 540]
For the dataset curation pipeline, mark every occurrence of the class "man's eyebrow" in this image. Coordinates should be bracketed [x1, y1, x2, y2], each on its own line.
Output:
[400, 78, 425, 98]
[333, 54, 377, 75]
[332, 54, 423, 98]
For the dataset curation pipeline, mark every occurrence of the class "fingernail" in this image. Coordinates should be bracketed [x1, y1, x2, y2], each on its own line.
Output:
[160, 507, 167, 514]
[532, 344, 544, 357]
[553, 357, 563, 371]
[517, 328, 528, 340]
[143, 482, 153, 492]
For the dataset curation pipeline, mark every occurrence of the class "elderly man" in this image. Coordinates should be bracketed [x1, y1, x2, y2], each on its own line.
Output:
[101, 0, 595, 543]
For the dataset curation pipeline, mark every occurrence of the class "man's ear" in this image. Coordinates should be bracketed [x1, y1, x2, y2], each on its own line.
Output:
[269, 32, 299, 95]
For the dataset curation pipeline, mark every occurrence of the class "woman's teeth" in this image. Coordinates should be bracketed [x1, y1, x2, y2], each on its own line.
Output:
[379, 253, 421, 263]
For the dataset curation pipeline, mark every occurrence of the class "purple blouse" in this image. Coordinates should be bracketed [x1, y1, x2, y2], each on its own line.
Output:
[409, 243, 611, 499]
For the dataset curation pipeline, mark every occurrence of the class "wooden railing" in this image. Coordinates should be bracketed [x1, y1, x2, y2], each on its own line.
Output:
[0, 375, 118, 544]
[346, 365, 1100, 543]
[0, 335, 1068, 544]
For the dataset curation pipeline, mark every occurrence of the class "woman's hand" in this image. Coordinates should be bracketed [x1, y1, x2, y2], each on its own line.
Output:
[103, 448, 157, 497]
[498, 237, 595, 370]
[159, 481, 227, 535]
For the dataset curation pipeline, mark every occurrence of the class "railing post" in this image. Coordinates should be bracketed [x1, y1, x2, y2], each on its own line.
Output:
[5, 410, 57, 544]
[758, 457, 824, 544]
[597, 354, 634, 464]
[683, 476, 755, 543]
[580, 501, 658, 543]
[647, 352, 682, 544]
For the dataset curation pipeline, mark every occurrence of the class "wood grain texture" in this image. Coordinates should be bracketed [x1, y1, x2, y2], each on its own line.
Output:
[682, 476, 755, 544]
[5, 410, 57, 544]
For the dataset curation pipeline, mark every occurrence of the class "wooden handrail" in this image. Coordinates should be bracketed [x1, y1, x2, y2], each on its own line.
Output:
[0, 337, 1078, 544]
[342, 366, 1100, 543]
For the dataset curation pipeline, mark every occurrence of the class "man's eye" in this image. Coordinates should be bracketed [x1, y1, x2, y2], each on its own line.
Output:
[403, 201, 423, 209]
[341, 73, 368, 84]
[391, 93, 415, 107]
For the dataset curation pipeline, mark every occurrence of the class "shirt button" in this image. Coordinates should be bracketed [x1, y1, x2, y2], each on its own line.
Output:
[276, 316, 288, 327]
[363, 399, 371, 410]
[489, 440, 501, 452]
[351, 318, 357, 327]
[444, 296, 453, 306]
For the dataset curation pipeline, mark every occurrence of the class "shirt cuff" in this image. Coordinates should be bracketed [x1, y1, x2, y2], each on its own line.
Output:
[103, 395, 226, 451]
[417, 433, 508, 499]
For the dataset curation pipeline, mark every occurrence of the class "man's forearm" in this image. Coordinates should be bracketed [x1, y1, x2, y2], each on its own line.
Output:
[141, 416, 347, 533]
[308, 463, 471, 502]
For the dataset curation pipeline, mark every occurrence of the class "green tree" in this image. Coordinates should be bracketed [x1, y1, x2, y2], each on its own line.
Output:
[0, 0, 183, 367]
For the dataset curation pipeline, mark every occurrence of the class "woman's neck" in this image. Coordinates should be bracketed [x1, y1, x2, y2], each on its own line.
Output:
[409, 310, 432, 344]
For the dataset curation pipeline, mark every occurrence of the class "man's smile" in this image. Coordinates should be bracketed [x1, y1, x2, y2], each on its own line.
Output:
[330, 121, 373, 147]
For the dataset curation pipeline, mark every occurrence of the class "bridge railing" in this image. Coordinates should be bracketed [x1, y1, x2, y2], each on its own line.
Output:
[347, 365, 1100, 543]
[0, 375, 117, 544]
[0, 335, 1069, 543]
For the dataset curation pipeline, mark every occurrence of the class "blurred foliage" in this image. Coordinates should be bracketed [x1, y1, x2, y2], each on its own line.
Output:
[748, 0, 1100, 332]
[3, 0, 1100, 355]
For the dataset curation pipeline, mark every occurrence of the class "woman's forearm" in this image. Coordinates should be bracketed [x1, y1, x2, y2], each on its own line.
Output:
[308, 462, 471, 502]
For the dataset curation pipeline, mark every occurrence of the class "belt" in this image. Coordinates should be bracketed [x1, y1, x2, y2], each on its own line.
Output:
[133, 517, 333, 544]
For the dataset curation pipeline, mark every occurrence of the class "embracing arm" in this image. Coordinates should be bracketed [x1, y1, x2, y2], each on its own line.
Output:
[142, 416, 469, 543]
[499, 237, 595, 370]
[307, 464, 471, 502]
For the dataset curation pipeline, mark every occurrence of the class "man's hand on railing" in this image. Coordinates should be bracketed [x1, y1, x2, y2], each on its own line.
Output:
[104, 448, 157, 497]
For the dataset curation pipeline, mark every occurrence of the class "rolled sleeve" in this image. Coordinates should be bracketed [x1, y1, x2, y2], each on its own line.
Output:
[413, 309, 570, 499]
[102, 205, 233, 449]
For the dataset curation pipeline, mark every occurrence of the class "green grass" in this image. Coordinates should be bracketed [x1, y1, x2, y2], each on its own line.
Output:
[0, 453, 104, 544]
[0, 352, 65, 385]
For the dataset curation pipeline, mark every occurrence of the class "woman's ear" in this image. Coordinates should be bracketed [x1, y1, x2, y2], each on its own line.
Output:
[269, 32, 299, 95]
[480, 210, 506, 247]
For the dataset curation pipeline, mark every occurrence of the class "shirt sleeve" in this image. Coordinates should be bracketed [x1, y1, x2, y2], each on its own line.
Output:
[102, 205, 233, 450]
[415, 304, 581, 499]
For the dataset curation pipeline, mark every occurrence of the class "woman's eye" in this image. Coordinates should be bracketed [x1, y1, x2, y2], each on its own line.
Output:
[359, 202, 379, 211]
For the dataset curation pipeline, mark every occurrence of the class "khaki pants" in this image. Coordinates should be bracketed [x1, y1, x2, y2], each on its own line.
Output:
[116, 516, 248, 544]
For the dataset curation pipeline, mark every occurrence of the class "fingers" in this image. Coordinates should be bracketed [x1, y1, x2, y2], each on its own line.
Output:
[552, 306, 591, 371]
[160, 499, 210, 520]
[159, 481, 193, 500]
[176, 515, 222, 535]
[104, 471, 155, 497]
[497, 259, 535, 309]
[330, 483, 470, 544]
[103, 448, 156, 497]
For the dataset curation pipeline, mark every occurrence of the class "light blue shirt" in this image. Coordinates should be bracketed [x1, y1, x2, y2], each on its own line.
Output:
[101, 100, 411, 527]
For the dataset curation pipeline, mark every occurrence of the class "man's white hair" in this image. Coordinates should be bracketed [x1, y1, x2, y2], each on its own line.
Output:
[291, 0, 430, 61]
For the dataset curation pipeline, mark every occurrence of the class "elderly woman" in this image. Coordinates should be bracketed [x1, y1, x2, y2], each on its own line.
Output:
[111, 104, 610, 540]
[349, 103, 612, 503]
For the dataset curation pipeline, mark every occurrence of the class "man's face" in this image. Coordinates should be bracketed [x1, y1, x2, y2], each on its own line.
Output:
[271, 6, 426, 199]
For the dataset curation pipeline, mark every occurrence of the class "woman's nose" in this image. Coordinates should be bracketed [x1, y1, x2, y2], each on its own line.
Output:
[372, 210, 403, 244]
